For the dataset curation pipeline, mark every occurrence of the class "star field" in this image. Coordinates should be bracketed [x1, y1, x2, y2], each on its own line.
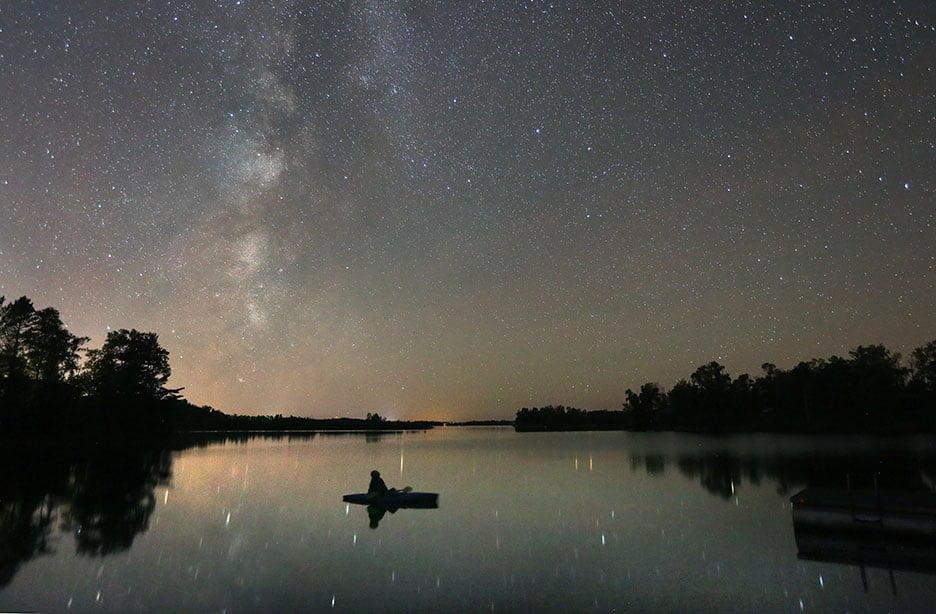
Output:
[1, 1, 934, 418]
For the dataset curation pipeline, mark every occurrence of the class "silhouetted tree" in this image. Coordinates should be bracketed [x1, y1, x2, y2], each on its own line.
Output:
[517, 339, 936, 433]
[515, 405, 601, 430]
[26, 307, 87, 386]
[849, 344, 908, 423]
[690, 361, 731, 392]
[0, 296, 37, 406]
[84, 329, 177, 402]
[623, 382, 666, 429]
[911, 340, 936, 391]
[681, 361, 734, 429]
[1, 295, 434, 438]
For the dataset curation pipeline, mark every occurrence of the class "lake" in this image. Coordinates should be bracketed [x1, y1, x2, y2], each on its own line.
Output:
[3, 427, 936, 612]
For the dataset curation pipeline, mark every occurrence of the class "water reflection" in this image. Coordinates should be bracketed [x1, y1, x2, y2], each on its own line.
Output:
[366, 505, 385, 528]
[3, 430, 936, 610]
[791, 485, 936, 592]
[628, 446, 936, 500]
[0, 446, 171, 587]
[360, 499, 440, 530]
[626, 441, 936, 592]
[0, 431, 427, 590]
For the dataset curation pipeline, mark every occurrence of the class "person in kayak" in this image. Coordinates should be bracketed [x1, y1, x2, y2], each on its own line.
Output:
[368, 470, 398, 499]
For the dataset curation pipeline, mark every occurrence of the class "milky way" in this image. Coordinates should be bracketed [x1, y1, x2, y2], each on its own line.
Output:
[1, 1, 934, 418]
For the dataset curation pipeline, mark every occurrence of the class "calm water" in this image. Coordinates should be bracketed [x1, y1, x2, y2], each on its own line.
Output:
[3, 427, 936, 612]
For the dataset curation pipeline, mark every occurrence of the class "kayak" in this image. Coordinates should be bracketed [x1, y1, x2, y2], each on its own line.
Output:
[343, 492, 439, 508]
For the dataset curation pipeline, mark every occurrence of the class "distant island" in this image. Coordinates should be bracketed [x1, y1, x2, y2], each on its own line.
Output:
[0, 295, 432, 442]
[516, 338, 936, 434]
[435, 419, 514, 427]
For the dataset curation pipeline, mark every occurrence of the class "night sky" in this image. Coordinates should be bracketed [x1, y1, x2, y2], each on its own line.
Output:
[1, 1, 933, 419]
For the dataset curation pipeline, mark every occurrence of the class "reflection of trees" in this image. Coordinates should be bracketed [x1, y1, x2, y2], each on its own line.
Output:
[630, 454, 667, 476]
[63, 450, 173, 556]
[0, 495, 56, 588]
[0, 430, 414, 589]
[0, 446, 173, 588]
[677, 456, 744, 499]
[0, 450, 69, 587]
[629, 447, 936, 500]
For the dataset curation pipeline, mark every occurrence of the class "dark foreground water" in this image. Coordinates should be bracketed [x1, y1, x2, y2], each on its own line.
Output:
[3, 427, 936, 612]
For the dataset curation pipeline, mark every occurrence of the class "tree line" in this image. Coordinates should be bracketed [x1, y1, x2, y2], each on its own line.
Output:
[515, 340, 936, 433]
[0, 295, 434, 437]
[0, 295, 191, 435]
